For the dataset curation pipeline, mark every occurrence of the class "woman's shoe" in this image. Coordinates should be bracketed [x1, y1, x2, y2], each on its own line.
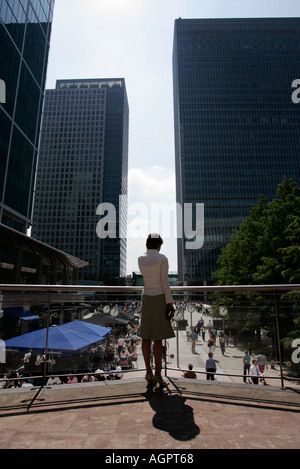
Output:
[145, 373, 154, 385]
[153, 375, 169, 387]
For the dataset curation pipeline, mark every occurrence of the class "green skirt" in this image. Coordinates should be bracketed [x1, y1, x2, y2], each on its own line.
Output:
[139, 294, 175, 340]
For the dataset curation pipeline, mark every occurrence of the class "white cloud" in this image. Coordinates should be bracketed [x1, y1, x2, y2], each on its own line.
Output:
[127, 165, 177, 237]
[129, 166, 175, 199]
[126, 165, 178, 273]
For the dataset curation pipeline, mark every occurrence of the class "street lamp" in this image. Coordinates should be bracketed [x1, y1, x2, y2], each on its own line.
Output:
[110, 307, 119, 350]
[187, 304, 195, 328]
[102, 305, 119, 351]
[219, 306, 228, 347]
[173, 309, 183, 367]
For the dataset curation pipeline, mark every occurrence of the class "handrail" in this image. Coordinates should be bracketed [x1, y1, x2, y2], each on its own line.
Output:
[0, 283, 299, 292]
[1, 283, 299, 398]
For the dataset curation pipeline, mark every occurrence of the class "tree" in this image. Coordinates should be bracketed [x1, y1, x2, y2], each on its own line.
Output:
[212, 177, 300, 285]
[211, 178, 300, 364]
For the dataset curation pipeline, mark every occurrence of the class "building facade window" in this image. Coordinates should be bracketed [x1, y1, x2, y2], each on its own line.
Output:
[173, 18, 300, 285]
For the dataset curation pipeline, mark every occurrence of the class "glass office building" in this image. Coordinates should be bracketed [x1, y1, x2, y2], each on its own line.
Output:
[32, 79, 129, 283]
[0, 0, 54, 233]
[173, 17, 300, 285]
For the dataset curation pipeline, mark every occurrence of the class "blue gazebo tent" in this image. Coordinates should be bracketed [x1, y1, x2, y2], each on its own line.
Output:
[5, 321, 111, 355]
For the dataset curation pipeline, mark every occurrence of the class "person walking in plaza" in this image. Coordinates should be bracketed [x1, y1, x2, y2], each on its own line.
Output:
[138, 233, 175, 388]
[117, 336, 125, 357]
[207, 334, 215, 354]
[190, 327, 197, 353]
[205, 352, 217, 380]
[206, 319, 213, 335]
[249, 359, 262, 384]
[224, 325, 231, 346]
[242, 350, 251, 383]
[219, 332, 225, 355]
[186, 324, 191, 341]
[257, 351, 268, 384]
[201, 325, 205, 342]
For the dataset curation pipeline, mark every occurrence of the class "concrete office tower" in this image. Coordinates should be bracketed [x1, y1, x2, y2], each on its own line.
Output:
[32, 79, 129, 283]
[0, 0, 55, 233]
[173, 18, 300, 286]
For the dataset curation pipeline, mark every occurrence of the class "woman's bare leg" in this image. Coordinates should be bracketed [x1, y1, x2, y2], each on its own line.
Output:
[142, 339, 152, 375]
[153, 339, 163, 377]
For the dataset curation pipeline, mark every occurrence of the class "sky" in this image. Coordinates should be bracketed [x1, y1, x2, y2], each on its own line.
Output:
[45, 0, 300, 275]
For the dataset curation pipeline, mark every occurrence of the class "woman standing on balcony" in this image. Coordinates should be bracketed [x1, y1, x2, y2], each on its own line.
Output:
[138, 233, 175, 387]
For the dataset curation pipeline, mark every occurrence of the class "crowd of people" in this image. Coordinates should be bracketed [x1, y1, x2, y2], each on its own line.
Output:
[52, 325, 142, 385]
[243, 350, 268, 385]
[184, 316, 269, 385]
[0, 321, 142, 388]
[1, 297, 271, 389]
[0, 373, 34, 389]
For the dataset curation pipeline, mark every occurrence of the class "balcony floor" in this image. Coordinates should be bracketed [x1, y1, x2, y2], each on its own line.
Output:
[0, 377, 299, 450]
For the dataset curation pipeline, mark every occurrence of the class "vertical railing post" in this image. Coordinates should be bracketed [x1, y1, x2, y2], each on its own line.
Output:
[163, 339, 167, 376]
[43, 293, 51, 385]
[273, 291, 284, 388]
[176, 327, 180, 368]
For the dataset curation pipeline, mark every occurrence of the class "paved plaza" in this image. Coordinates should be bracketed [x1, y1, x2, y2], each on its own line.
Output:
[0, 313, 299, 450]
[0, 375, 299, 450]
[127, 311, 296, 388]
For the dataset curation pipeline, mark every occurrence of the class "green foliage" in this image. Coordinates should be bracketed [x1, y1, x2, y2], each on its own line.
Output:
[212, 177, 300, 286]
[211, 178, 300, 360]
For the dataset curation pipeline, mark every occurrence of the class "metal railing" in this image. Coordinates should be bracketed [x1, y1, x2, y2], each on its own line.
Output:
[0, 283, 299, 394]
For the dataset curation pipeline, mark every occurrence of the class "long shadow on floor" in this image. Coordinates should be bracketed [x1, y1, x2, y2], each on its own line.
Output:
[144, 387, 200, 441]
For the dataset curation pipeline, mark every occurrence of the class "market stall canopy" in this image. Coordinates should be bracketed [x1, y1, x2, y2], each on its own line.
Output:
[4, 308, 39, 321]
[84, 314, 129, 326]
[61, 320, 111, 338]
[5, 321, 111, 354]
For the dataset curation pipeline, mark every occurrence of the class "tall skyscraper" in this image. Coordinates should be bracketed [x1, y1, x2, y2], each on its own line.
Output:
[32, 79, 129, 283]
[0, 0, 55, 233]
[173, 17, 300, 286]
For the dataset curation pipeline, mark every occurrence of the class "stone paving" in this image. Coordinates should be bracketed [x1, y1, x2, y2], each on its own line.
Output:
[0, 377, 299, 450]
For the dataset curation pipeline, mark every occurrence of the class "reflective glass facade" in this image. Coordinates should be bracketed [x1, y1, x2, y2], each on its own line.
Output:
[0, 0, 54, 232]
[32, 79, 129, 283]
[173, 18, 300, 286]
